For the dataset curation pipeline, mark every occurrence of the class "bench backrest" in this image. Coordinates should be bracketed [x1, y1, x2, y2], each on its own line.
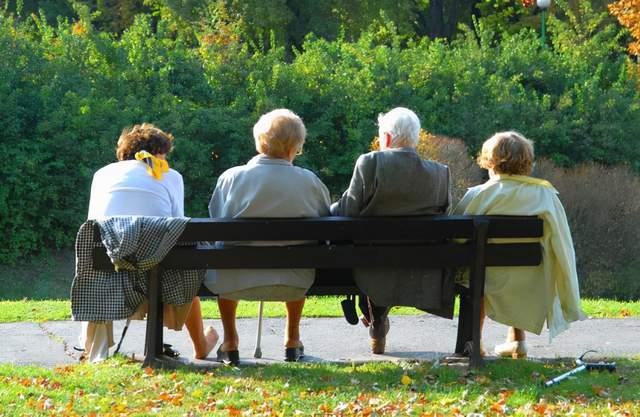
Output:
[91, 215, 543, 270]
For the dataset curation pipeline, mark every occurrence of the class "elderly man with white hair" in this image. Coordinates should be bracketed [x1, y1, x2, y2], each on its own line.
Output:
[331, 107, 452, 354]
[206, 109, 331, 365]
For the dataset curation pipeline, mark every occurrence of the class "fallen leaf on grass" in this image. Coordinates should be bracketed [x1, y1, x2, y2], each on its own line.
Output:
[532, 402, 548, 415]
[591, 385, 610, 397]
[401, 374, 413, 386]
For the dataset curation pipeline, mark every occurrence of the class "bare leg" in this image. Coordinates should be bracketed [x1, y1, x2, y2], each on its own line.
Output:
[489, 297, 527, 358]
[185, 297, 218, 359]
[507, 327, 526, 342]
[284, 298, 305, 348]
[218, 297, 240, 351]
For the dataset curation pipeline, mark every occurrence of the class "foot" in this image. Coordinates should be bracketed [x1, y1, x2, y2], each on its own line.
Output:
[194, 326, 219, 360]
[494, 340, 527, 359]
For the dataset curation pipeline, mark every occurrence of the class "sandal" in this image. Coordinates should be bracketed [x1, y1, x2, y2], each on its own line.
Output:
[284, 343, 305, 362]
[163, 343, 180, 358]
[494, 341, 527, 359]
[216, 347, 240, 366]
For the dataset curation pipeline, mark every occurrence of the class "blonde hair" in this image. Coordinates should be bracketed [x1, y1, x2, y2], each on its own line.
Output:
[116, 123, 174, 161]
[253, 109, 306, 159]
[477, 131, 534, 175]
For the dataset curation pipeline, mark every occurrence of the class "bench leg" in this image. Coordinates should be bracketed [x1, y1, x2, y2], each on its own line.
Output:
[468, 219, 489, 368]
[455, 288, 472, 354]
[143, 267, 163, 368]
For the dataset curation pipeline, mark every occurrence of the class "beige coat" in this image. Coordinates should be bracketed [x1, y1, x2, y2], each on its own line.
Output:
[204, 155, 331, 299]
[455, 174, 586, 339]
[331, 148, 453, 315]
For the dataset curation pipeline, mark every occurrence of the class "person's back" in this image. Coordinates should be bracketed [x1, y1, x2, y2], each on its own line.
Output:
[334, 148, 449, 217]
[331, 107, 452, 354]
[88, 160, 183, 218]
[455, 131, 585, 359]
[206, 153, 331, 298]
[211, 155, 329, 220]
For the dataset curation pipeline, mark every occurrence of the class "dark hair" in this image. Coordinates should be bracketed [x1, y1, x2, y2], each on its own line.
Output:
[115, 123, 174, 161]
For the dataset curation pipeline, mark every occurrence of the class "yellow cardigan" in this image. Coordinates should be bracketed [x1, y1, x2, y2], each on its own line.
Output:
[455, 175, 586, 339]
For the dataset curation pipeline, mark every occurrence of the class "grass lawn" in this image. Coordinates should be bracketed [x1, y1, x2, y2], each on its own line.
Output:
[1, 297, 640, 323]
[1, 356, 638, 416]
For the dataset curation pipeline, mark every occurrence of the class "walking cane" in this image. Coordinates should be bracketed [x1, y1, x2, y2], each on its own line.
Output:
[544, 350, 616, 387]
[114, 319, 131, 355]
[254, 301, 264, 358]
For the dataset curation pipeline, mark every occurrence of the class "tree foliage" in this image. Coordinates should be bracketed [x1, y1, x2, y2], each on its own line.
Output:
[609, 0, 640, 55]
[1, 2, 639, 274]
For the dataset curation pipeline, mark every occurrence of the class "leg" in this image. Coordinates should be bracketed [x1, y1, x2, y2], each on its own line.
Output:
[218, 297, 240, 352]
[184, 297, 218, 359]
[368, 298, 390, 354]
[507, 327, 526, 342]
[284, 298, 305, 348]
[493, 306, 527, 358]
[284, 298, 305, 362]
[83, 321, 114, 362]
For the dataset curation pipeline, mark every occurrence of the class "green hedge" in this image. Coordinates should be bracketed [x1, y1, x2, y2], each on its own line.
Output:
[1, 10, 639, 267]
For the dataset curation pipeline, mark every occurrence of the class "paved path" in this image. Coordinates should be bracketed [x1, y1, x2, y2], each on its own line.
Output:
[1, 316, 638, 367]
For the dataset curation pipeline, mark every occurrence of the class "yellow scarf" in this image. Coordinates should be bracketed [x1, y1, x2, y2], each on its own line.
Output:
[493, 174, 556, 190]
[135, 150, 169, 180]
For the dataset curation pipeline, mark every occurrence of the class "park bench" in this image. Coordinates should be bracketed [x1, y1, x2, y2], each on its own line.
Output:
[91, 215, 543, 368]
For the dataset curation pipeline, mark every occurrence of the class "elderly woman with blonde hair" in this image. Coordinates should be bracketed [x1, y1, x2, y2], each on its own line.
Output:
[205, 109, 331, 365]
[455, 131, 586, 358]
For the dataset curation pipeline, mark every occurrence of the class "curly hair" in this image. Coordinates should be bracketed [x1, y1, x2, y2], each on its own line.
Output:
[115, 123, 174, 161]
[477, 131, 534, 176]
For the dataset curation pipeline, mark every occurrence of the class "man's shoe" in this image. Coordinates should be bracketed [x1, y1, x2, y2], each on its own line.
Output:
[370, 337, 386, 354]
[494, 341, 527, 359]
[369, 317, 390, 354]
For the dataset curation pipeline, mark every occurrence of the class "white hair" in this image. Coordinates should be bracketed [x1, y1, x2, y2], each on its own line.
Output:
[377, 107, 421, 148]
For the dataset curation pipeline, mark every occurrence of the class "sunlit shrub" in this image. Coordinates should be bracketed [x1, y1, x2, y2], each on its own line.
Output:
[534, 160, 640, 299]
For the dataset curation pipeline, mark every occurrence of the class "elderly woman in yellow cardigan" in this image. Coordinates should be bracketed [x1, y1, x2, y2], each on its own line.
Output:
[455, 131, 586, 358]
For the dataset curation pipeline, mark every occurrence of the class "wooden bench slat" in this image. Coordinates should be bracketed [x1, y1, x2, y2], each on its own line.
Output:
[92, 243, 540, 270]
[92, 216, 543, 242]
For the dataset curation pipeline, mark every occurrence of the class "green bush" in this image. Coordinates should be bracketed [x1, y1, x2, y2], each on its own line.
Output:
[1, 9, 639, 270]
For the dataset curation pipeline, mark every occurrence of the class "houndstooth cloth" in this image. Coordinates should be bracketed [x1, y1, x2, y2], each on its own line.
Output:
[71, 216, 204, 321]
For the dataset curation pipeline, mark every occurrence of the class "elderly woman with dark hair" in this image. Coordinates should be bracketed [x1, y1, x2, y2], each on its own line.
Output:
[205, 109, 331, 365]
[455, 131, 585, 358]
[81, 123, 218, 362]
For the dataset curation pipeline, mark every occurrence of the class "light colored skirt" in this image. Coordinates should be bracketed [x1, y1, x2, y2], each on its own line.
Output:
[204, 269, 313, 301]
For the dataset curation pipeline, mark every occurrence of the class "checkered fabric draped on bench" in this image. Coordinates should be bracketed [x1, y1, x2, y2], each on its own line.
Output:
[71, 216, 204, 321]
